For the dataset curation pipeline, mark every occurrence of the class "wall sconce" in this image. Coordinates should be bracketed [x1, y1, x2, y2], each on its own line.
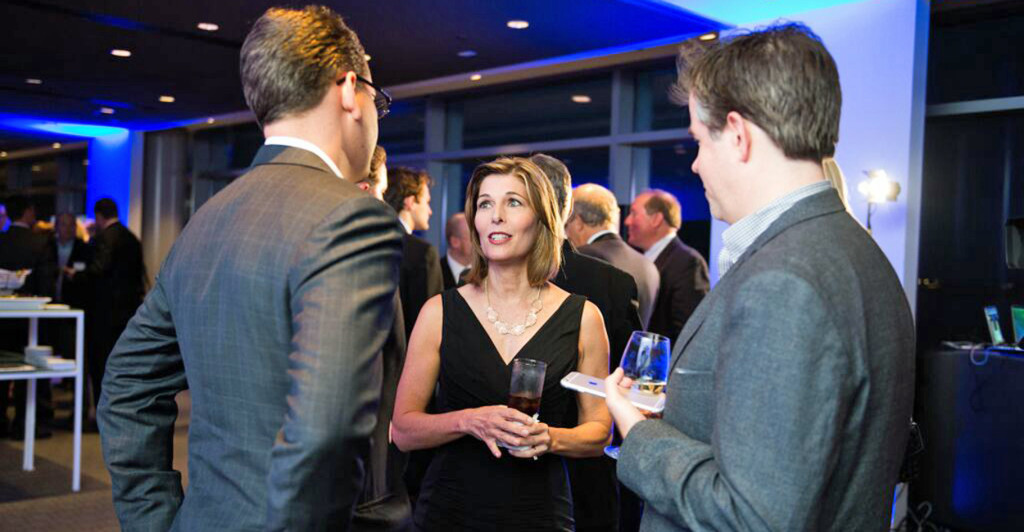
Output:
[857, 169, 901, 232]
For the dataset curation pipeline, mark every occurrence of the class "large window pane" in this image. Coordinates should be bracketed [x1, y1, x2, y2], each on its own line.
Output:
[449, 76, 612, 150]
[646, 142, 709, 261]
[635, 64, 689, 132]
[928, 10, 1024, 104]
[379, 99, 425, 155]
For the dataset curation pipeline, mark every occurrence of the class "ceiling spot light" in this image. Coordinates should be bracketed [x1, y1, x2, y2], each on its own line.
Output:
[457, 50, 477, 58]
[197, 22, 219, 32]
[469, 74, 482, 81]
[0, 151, 7, 158]
[206, 117, 216, 124]
[52, 142, 61, 149]
[698, 32, 717, 41]
[110, 49, 132, 58]
[159, 95, 175, 103]
[571, 95, 592, 104]
[100, 107, 115, 115]
[507, 20, 529, 29]
[25, 78, 42, 85]
[364, 54, 371, 61]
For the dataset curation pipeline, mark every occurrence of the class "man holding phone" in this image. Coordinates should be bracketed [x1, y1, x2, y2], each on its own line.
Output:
[604, 24, 915, 532]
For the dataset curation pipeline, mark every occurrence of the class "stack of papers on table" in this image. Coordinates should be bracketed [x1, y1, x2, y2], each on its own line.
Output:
[0, 296, 52, 310]
[27, 355, 75, 371]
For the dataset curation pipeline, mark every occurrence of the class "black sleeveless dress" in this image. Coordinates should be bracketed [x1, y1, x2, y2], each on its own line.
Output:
[413, 290, 585, 531]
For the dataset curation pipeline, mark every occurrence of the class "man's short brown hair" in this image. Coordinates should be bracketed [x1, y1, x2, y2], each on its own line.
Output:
[357, 145, 387, 187]
[463, 157, 564, 288]
[673, 23, 841, 162]
[384, 167, 431, 214]
[642, 190, 682, 229]
[240, 6, 369, 127]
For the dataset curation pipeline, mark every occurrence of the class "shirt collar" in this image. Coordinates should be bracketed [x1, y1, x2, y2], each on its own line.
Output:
[264, 136, 344, 179]
[644, 231, 678, 262]
[587, 229, 617, 245]
[399, 217, 413, 234]
[446, 253, 468, 280]
[718, 180, 832, 278]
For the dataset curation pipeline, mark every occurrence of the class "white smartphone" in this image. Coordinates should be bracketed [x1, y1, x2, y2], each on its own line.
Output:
[560, 371, 666, 413]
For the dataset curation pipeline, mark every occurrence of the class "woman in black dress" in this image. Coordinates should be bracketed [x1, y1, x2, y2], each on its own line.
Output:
[392, 157, 612, 531]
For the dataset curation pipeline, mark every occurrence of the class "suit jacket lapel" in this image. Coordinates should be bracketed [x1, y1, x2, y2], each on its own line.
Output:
[668, 189, 846, 369]
[250, 145, 336, 177]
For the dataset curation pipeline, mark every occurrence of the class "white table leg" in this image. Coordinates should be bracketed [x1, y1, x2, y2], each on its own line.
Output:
[73, 315, 83, 492]
[23, 378, 36, 471]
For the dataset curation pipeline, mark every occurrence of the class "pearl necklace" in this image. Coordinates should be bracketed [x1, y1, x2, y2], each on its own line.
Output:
[485, 282, 544, 336]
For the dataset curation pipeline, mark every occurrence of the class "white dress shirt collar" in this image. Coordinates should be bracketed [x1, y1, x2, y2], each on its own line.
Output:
[399, 217, 413, 234]
[264, 136, 343, 179]
[643, 231, 678, 262]
[446, 253, 468, 283]
[586, 229, 617, 245]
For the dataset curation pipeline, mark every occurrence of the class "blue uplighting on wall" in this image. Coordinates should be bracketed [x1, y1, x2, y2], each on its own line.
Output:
[87, 131, 135, 222]
[0, 113, 128, 138]
[649, 0, 867, 25]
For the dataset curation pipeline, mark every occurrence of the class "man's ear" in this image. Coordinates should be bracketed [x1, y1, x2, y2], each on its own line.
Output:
[339, 71, 362, 120]
[725, 111, 751, 163]
[402, 195, 416, 212]
[356, 181, 371, 192]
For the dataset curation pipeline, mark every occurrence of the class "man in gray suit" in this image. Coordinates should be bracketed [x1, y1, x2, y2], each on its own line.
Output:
[568, 183, 661, 329]
[605, 24, 915, 531]
[98, 7, 403, 531]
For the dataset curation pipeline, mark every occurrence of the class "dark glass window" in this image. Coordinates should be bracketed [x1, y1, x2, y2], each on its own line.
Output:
[379, 99, 426, 155]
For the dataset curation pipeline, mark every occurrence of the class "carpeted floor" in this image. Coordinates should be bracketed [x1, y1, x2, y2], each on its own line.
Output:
[0, 387, 190, 531]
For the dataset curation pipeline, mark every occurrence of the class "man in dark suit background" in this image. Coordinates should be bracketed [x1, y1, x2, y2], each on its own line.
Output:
[0, 195, 54, 439]
[625, 190, 709, 342]
[384, 167, 443, 339]
[440, 212, 471, 290]
[567, 183, 660, 330]
[605, 24, 915, 531]
[66, 198, 145, 410]
[532, 153, 642, 532]
[98, 6, 403, 530]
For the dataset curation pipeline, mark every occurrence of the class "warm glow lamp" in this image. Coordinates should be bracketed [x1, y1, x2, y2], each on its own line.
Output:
[857, 169, 901, 232]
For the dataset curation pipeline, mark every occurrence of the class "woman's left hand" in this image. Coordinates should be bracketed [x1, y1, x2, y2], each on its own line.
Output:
[508, 421, 551, 459]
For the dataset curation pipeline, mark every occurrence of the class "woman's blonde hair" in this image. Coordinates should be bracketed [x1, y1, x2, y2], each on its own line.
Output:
[463, 157, 564, 288]
[822, 157, 854, 216]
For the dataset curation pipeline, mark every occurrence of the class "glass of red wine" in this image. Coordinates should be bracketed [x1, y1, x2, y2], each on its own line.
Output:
[503, 357, 546, 451]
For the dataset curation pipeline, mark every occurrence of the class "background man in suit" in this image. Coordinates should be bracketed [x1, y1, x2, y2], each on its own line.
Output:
[66, 197, 145, 410]
[605, 24, 915, 531]
[531, 153, 642, 532]
[356, 145, 389, 201]
[568, 183, 660, 329]
[0, 195, 54, 439]
[385, 167, 443, 339]
[98, 6, 403, 530]
[625, 190, 709, 342]
[441, 212, 471, 290]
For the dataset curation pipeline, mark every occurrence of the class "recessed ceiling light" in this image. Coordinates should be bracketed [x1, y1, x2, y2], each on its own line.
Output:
[698, 32, 717, 42]
[197, 22, 219, 32]
[364, 54, 371, 61]
[0, 151, 7, 158]
[100, 107, 115, 115]
[457, 50, 477, 58]
[110, 49, 132, 58]
[25, 78, 42, 85]
[52, 142, 61, 149]
[31, 165, 41, 172]
[206, 117, 216, 124]
[159, 95, 175, 103]
[571, 95, 592, 104]
[507, 20, 529, 30]
[470, 74, 482, 81]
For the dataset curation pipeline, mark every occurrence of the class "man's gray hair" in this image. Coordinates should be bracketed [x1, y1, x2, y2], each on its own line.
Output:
[572, 184, 620, 230]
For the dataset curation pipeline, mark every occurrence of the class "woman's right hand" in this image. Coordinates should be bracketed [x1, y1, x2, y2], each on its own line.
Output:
[460, 405, 535, 458]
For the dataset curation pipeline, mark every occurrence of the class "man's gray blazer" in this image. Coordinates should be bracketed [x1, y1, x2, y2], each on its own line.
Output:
[98, 145, 403, 531]
[579, 232, 661, 329]
[618, 189, 915, 531]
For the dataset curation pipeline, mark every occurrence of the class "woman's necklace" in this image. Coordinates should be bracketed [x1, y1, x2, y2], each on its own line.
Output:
[485, 282, 544, 336]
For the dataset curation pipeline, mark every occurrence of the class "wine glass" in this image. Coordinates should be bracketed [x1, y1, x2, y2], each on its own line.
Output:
[605, 331, 671, 459]
[503, 358, 546, 451]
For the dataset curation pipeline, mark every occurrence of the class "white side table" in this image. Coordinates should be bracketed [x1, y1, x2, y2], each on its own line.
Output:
[0, 308, 85, 492]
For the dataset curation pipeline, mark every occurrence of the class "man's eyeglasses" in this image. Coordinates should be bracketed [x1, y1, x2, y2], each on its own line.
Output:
[338, 74, 392, 119]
